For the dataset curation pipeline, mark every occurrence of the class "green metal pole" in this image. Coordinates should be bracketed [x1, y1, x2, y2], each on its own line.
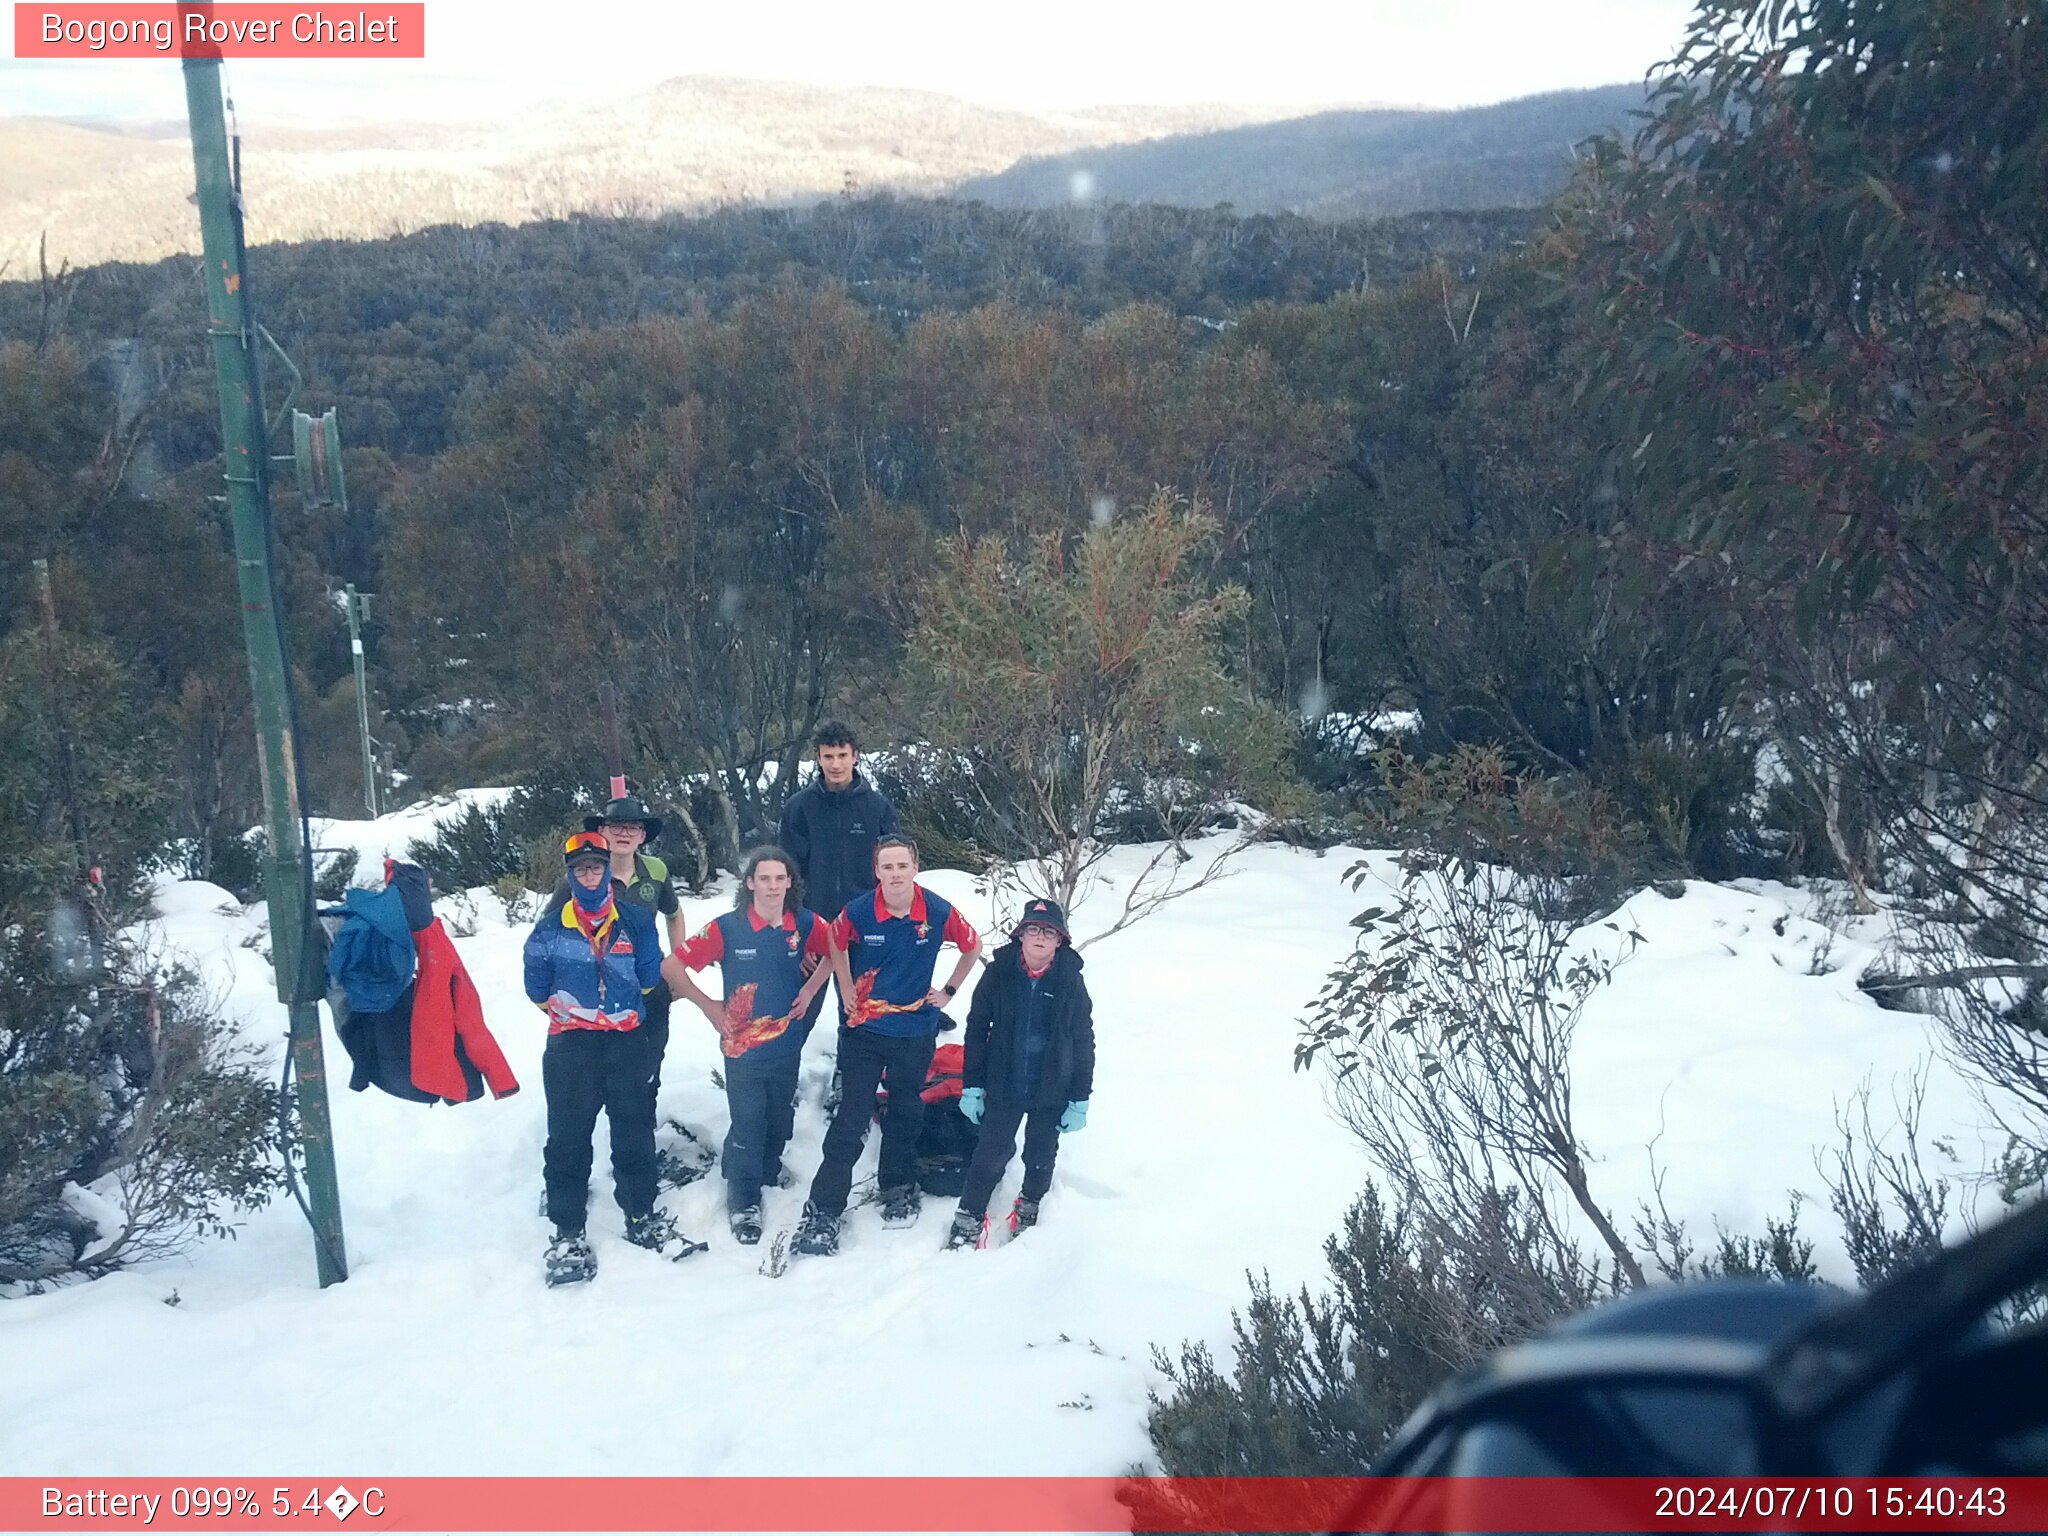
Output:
[346, 586, 378, 819]
[183, 55, 348, 1286]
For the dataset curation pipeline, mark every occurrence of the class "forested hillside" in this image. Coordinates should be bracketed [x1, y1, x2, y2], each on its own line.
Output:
[0, 194, 1528, 869]
[962, 83, 1650, 217]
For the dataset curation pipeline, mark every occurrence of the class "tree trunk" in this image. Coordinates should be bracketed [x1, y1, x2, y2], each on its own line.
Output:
[1821, 763, 1878, 915]
[1561, 1156, 1646, 1290]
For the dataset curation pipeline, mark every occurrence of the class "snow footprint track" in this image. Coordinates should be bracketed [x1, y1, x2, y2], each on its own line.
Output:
[1054, 1171, 1120, 1201]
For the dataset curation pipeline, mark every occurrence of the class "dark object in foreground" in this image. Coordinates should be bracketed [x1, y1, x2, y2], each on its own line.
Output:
[1367, 1196, 2048, 1487]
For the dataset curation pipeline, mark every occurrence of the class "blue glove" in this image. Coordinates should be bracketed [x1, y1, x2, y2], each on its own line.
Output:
[1058, 1099, 1089, 1133]
[959, 1087, 985, 1124]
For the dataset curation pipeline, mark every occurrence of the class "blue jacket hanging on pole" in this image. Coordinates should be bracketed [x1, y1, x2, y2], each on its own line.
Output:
[327, 882, 416, 1012]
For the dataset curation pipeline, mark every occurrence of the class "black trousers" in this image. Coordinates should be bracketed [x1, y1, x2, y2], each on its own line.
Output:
[806, 1027, 936, 1217]
[642, 982, 672, 1099]
[722, 1047, 799, 1212]
[958, 1100, 1064, 1218]
[542, 1027, 659, 1233]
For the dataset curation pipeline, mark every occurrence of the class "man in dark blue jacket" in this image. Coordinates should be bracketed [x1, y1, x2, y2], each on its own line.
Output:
[777, 720, 902, 1048]
[523, 830, 699, 1283]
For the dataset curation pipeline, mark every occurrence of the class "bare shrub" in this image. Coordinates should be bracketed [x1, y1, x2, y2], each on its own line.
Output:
[1298, 806, 1648, 1289]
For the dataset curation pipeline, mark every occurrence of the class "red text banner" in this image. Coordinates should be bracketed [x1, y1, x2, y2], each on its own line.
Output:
[3, 1477, 2044, 1532]
[14, 5, 426, 59]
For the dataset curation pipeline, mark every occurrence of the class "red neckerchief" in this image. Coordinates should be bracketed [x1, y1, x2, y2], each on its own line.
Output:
[571, 891, 618, 948]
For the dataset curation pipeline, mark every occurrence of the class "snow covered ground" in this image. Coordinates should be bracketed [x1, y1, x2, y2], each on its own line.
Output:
[0, 806, 1994, 1477]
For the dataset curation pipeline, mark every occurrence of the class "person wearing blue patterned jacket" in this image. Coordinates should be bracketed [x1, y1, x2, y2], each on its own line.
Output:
[523, 829, 694, 1284]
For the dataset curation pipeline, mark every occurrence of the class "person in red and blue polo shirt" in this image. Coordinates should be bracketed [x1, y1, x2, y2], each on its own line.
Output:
[663, 846, 845, 1246]
[792, 835, 980, 1254]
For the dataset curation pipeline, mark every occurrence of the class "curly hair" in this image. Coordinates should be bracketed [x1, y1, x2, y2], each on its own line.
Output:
[732, 846, 805, 912]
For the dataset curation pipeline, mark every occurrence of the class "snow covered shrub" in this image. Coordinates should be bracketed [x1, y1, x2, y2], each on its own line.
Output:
[0, 926, 281, 1286]
[1147, 1184, 1605, 1476]
[0, 602, 280, 1288]
[404, 802, 518, 891]
[404, 782, 586, 891]
[312, 847, 359, 902]
[1363, 743, 1649, 922]
[1596, 735, 1760, 883]
[867, 750, 1010, 876]
[492, 874, 539, 924]
[191, 826, 265, 903]
[1815, 1072, 2042, 1327]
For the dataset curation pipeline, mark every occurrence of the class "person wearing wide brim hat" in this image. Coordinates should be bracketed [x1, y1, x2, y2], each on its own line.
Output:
[583, 794, 664, 844]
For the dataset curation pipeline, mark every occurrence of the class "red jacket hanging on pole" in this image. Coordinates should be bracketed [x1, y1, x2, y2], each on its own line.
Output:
[409, 916, 519, 1103]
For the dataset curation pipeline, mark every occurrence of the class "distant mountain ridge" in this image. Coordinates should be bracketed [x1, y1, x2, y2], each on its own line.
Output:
[0, 76, 1649, 273]
[0, 76, 1317, 271]
[960, 84, 1652, 219]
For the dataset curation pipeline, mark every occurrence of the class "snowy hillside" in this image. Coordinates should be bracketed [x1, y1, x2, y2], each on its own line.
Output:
[0, 805, 1990, 1476]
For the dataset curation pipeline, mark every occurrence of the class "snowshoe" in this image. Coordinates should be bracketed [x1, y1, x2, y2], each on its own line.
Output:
[623, 1208, 709, 1261]
[1007, 1196, 1040, 1235]
[791, 1202, 841, 1256]
[880, 1184, 922, 1228]
[944, 1209, 986, 1251]
[729, 1206, 764, 1246]
[544, 1230, 596, 1287]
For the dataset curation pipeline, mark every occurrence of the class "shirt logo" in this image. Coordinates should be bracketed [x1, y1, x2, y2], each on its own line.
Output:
[787, 933, 801, 954]
[915, 921, 930, 940]
[735, 947, 758, 960]
[863, 934, 886, 947]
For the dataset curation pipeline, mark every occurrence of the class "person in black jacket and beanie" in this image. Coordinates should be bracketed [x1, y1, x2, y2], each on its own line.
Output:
[945, 896, 1095, 1249]
[777, 720, 901, 1048]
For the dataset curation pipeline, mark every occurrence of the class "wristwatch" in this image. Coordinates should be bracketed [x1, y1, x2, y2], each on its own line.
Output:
[941, 983, 957, 997]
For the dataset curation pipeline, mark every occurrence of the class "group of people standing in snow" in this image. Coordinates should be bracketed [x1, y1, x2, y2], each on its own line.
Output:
[519, 721, 1098, 1285]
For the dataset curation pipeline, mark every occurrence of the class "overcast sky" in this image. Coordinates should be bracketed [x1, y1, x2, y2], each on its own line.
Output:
[5, 0, 1699, 123]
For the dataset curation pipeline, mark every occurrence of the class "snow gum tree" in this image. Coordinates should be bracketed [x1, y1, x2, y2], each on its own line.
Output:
[906, 491, 1303, 938]
[1566, 0, 2048, 1149]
